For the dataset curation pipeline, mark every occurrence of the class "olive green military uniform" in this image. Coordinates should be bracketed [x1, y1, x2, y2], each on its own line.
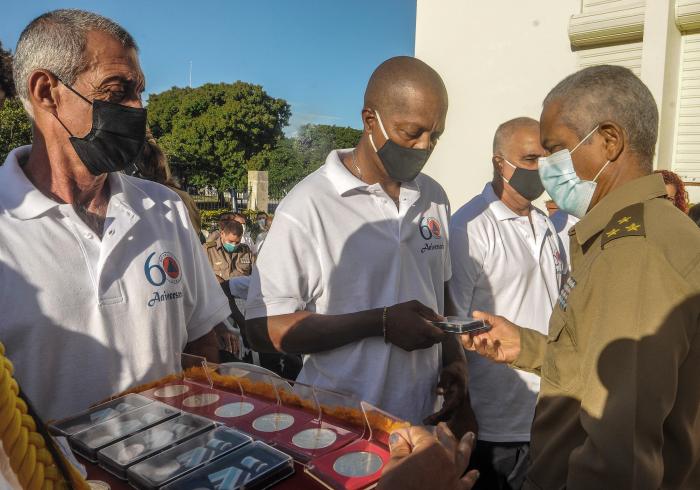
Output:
[513, 174, 700, 489]
[204, 237, 254, 280]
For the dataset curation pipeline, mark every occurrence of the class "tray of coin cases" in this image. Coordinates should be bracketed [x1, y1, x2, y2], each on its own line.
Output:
[127, 425, 254, 490]
[96, 412, 216, 479]
[161, 440, 294, 490]
[68, 402, 180, 462]
[49, 393, 154, 437]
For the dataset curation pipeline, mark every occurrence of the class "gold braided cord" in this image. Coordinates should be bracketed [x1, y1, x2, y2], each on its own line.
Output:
[0, 343, 90, 490]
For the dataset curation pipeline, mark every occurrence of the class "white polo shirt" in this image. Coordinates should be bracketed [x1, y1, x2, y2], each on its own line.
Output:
[246, 149, 451, 424]
[449, 182, 565, 442]
[0, 146, 230, 421]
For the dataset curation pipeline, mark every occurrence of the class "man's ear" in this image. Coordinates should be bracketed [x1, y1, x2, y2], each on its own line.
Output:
[492, 155, 503, 175]
[27, 69, 60, 116]
[598, 121, 624, 162]
[361, 107, 377, 133]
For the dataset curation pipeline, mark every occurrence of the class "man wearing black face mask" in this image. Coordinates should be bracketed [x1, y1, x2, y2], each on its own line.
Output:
[0, 10, 229, 421]
[447, 117, 566, 490]
[246, 57, 471, 433]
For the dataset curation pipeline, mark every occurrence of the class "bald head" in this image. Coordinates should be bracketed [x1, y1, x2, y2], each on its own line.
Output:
[364, 56, 448, 116]
[493, 117, 539, 155]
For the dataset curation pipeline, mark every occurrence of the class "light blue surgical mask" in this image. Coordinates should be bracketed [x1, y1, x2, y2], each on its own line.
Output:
[538, 126, 611, 219]
[223, 242, 238, 253]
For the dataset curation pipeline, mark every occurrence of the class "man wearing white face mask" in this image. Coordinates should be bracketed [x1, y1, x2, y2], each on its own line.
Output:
[449, 117, 565, 490]
[461, 66, 700, 489]
[246, 57, 472, 432]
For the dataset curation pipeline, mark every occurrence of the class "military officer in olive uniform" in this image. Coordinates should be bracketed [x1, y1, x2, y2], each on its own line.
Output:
[205, 220, 254, 280]
[463, 65, 700, 490]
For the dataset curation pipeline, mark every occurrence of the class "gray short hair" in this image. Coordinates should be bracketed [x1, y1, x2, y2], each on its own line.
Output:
[543, 65, 658, 171]
[13, 9, 137, 114]
[492, 117, 539, 155]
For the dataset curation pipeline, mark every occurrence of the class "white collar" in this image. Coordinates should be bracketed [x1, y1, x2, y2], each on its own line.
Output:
[0, 144, 154, 220]
[324, 148, 421, 196]
[481, 182, 525, 221]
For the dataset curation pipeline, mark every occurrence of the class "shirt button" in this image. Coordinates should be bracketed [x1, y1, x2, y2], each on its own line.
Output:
[108, 229, 115, 236]
[85, 233, 93, 239]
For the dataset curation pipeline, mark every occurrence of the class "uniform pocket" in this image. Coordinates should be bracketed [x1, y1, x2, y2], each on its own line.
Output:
[542, 308, 580, 393]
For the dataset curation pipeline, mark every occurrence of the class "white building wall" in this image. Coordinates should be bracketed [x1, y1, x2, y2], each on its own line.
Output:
[416, 0, 700, 208]
[415, 0, 580, 210]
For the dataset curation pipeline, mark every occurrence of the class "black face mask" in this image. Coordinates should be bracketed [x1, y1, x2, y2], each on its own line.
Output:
[502, 158, 545, 201]
[370, 110, 431, 183]
[56, 79, 147, 176]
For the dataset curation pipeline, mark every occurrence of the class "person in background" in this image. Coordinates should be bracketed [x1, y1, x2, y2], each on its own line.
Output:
[233, 212, 256, 249]
[254, 211, 273, 254]
[689, 202, 700, 227]
[654, 169, 689, 214]
[205, 220, 254, 280]
[127, 129, 203, 239]
[448, 117, 565, 490]
[246, 56, 469, 431]
[545, 199, 578, 269]
[464, 65, 700, 489]
[0, 9, 228, 420]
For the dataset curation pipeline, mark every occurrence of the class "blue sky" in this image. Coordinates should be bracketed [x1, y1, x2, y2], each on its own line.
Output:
[2, 1, 416, 134]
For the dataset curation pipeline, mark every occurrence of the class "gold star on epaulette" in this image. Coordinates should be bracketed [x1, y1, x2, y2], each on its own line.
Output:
[618, 216, 631, 224]
[625, 223, 641, 232]
[605, 228, 620, 238]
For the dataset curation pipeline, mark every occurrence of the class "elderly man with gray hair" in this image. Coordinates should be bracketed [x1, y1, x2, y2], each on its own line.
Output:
[463, 65, 700, 489]
[0, 9, 230, 421]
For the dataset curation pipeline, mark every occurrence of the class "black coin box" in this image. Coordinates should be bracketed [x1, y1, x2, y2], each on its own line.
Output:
[49, 393, 154, 437]
[97, 412, 215, 479]
[162, 441, 294, 490]
[127, 426, 253, 489]
[69, 402, 180, 462]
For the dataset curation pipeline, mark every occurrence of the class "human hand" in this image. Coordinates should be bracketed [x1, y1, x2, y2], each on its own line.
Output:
[377, 423, 479, 490]
[460, 311, 521, 364]
[385, 300, 445, 351]
[423, 361, 477, 438]
[214, 324, 241, 357]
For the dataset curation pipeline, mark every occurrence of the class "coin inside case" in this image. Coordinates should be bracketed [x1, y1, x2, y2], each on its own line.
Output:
[278, 418, 360, 463]
[305, 439, 390, 490]
[49, 393, 154, 437]
[127, 426, 253, 490]
[96, 412, 215, 479]
[161, 441, 294, 490]
[69, 402, 180, 462]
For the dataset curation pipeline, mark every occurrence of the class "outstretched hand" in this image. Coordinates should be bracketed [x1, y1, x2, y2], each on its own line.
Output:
[460, 311, 522, 364]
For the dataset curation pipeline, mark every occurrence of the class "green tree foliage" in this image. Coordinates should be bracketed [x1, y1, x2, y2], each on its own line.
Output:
[0, 40, 15, 99]
[147, 82, 291, 190]
[295, 124, 362, 168]
[253, 124, 362, 196]
[0, 98, 32, 162]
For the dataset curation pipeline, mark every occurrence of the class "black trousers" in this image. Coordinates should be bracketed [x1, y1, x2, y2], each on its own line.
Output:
[469, 440, 530, 490]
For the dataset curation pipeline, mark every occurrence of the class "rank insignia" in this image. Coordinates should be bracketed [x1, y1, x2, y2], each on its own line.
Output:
[601, 203, 646, 248]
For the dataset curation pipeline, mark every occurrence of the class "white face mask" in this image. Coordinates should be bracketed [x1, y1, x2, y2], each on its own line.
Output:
[538, 125, 611, 219]
[257, 218, 267, 229]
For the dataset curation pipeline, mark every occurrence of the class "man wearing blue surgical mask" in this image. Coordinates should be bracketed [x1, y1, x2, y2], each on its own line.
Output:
[461, 65, 700, 489]
[246, 57, 471, 433]
[205, 220, 254, 280]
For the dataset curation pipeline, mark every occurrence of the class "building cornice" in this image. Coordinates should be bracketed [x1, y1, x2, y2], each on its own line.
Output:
[569, 2, 646, 48]
[676, 0, 700, 32]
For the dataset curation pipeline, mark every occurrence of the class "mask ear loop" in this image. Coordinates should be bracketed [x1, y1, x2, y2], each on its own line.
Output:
[50, 75, 93, 138]
[368, 109, 390, 152]
[592, 160, 612, 182]
[571, 125, 600, 154]
[500, 157, 517, 184]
